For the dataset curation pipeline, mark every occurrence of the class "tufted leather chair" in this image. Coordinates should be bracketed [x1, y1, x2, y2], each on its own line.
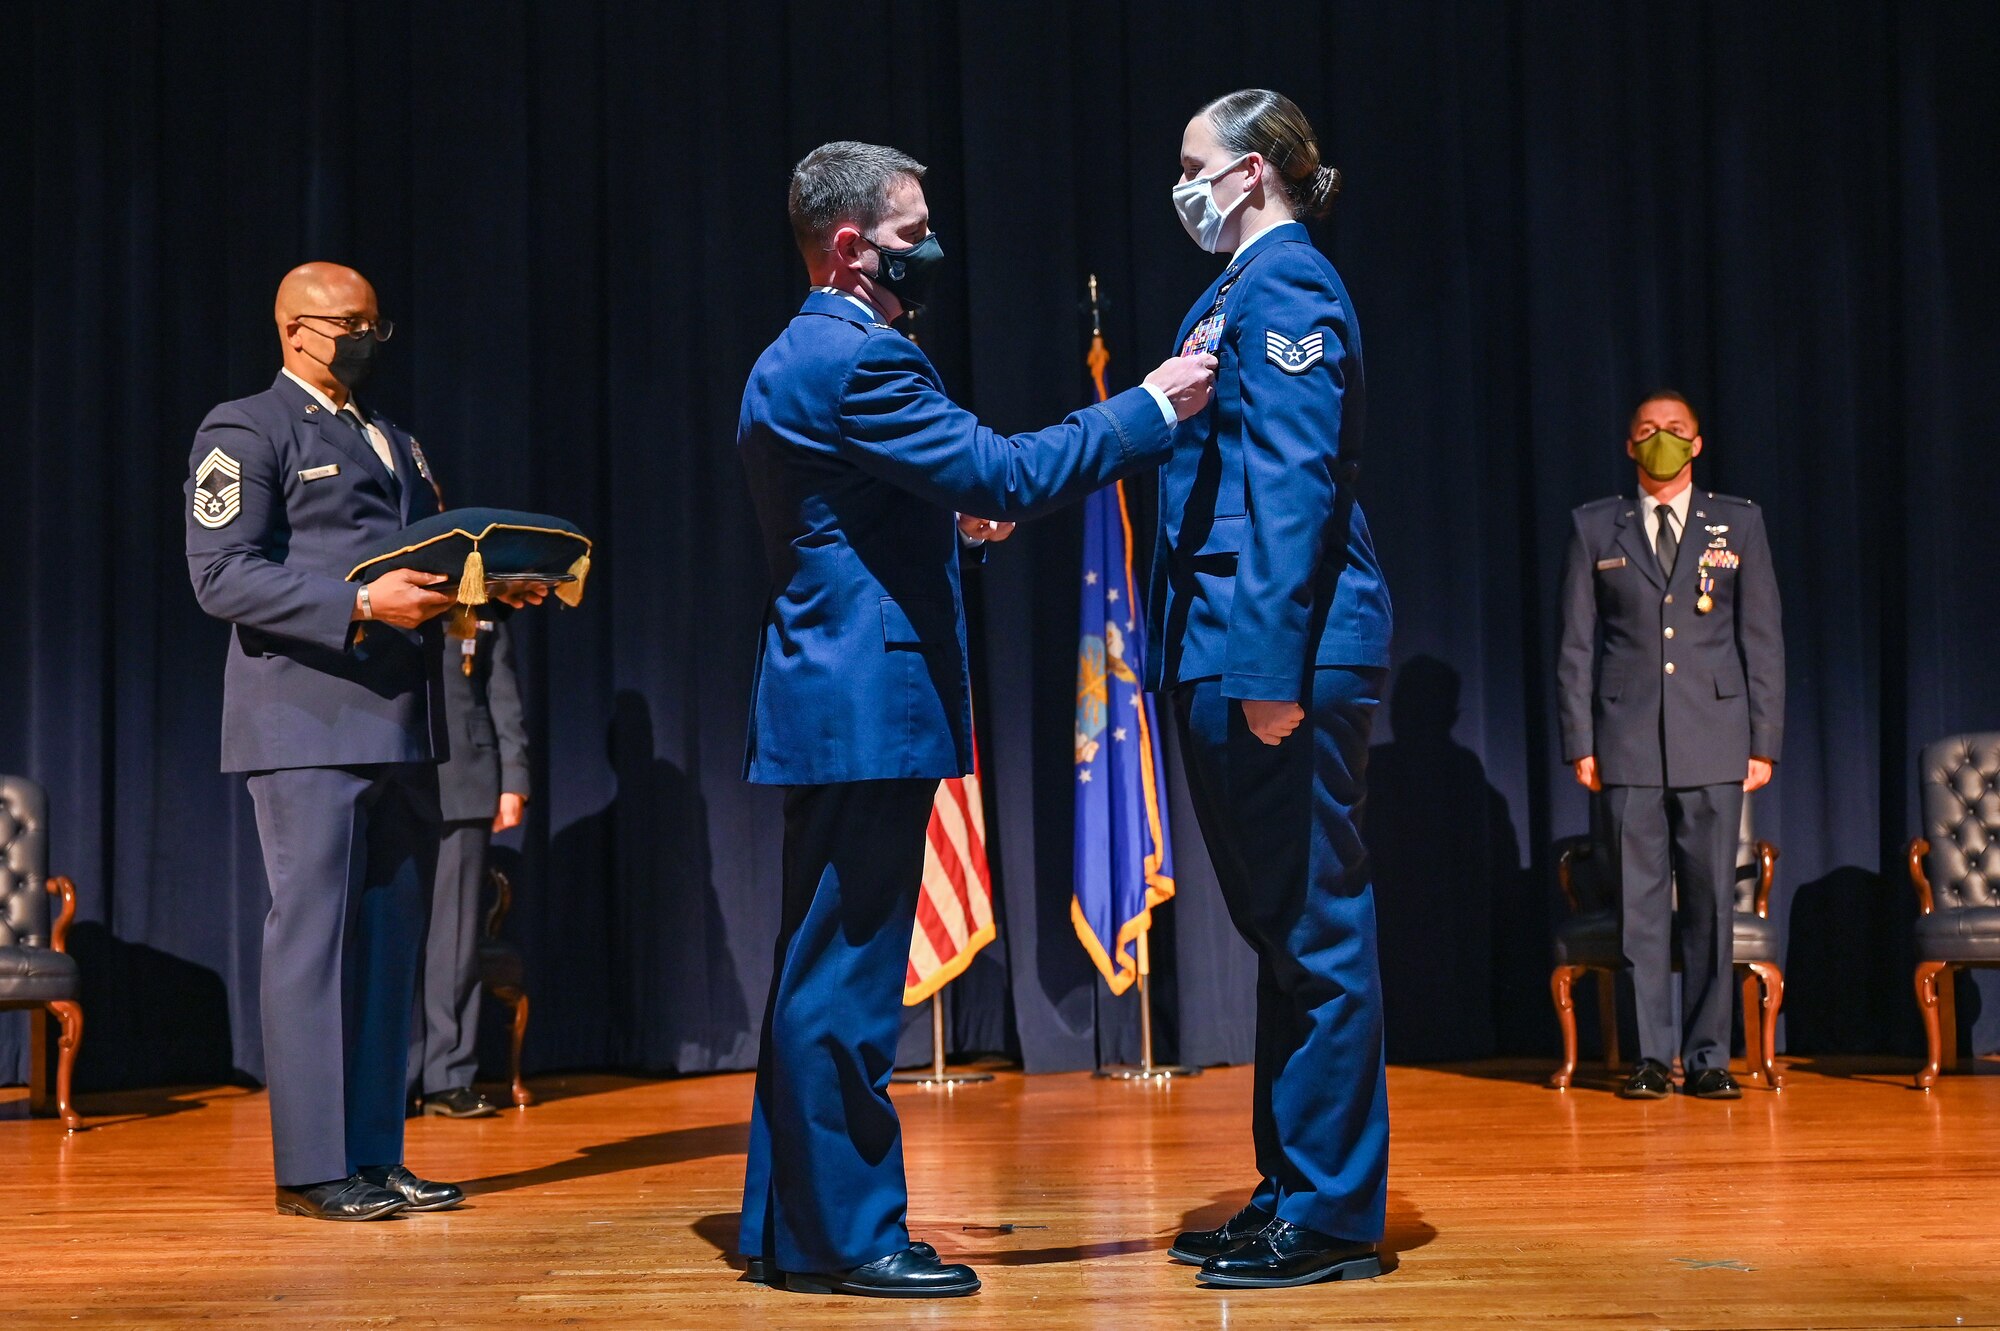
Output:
[1549, 795, 1784, 1091]
[0, 775, 84, 1129]
[482, 868, 533, 1108]
[1908, 733, 2000, 1088]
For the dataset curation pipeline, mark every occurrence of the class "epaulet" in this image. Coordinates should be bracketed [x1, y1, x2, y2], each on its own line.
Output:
[1576, 495, 1625, 513]
[1705, 492, 1756, 508]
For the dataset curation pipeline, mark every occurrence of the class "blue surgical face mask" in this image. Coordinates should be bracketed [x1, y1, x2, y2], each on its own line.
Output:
[1172, 154, 1252, 253]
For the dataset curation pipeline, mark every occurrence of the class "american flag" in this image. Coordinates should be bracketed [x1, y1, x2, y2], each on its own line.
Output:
[904, 742, 996, 1005]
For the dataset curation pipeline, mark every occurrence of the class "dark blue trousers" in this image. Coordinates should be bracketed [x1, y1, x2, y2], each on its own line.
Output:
[1603, 782, 1743, 1073]
[244, 763, 439, 1186]
[1173, 668, 1390, 1244]
[408, 819, 490, 1097]
[739, 778, 937, 1273]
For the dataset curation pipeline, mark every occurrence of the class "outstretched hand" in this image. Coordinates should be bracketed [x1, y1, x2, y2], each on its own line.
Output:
[1146, 353, 1218, 421]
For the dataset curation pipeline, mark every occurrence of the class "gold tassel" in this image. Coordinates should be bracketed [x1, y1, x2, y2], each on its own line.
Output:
[556, 550, 591, 607]
[448, 604, 480, 640]
[457, 546, 489, 606]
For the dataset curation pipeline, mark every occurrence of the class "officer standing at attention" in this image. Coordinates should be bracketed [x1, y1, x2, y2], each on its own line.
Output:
[1148, 90, 1395, 1291]
[408, 611, 529, 1119]
[735, 141, 1214, 1298]
[1557, 390, 1784, 1101]
[185, 262, 538, 1219]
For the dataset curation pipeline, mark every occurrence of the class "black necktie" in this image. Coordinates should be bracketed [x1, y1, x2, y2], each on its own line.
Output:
[334, 406, 398, 493]
[1654, 502, 1678, 575]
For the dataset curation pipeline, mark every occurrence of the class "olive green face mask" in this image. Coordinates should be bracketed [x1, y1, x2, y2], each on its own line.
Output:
[1631, 428, 1696, 481]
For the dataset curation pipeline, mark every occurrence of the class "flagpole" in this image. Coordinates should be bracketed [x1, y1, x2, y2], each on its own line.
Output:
[1082, 272, 1199, 1085]
[1094, 930, 1200, 1081]
[890, 987, 994, 1087]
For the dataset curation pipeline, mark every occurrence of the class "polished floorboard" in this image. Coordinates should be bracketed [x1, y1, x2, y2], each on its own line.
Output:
[6, 1057, 1999, 1329]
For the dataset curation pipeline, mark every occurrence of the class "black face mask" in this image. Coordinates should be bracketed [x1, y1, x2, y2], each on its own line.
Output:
[866, 232, 944, 315]
[308, 330, 380, 389]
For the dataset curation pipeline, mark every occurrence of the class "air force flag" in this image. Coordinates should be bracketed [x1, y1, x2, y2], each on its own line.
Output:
[1072, 479, 1176, 995]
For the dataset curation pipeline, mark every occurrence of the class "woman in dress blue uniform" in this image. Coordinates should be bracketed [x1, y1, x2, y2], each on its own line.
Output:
[1146, 90, 1395, 1290]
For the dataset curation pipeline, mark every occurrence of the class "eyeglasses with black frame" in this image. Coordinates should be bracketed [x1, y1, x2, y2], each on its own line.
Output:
[296, 313, 395, 342]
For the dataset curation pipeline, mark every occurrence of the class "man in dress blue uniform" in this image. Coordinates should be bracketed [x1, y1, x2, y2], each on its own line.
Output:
[186, 263, 534, 1218]
[407, 615, 529, 1120]
[735, 141, 1215, 1298]
[1148, 92, 1394, 1290]
[1557, 390, 1784, 1100]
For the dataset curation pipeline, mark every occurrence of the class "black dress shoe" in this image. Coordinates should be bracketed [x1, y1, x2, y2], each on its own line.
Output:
[749, 1243, 933, 1287]
[784, 1243, 980, 1298]
[358, 1164, 465, 1212]
[1170, 1202, 1275, 1264]
[1617, 1059, 1673, 1099]
[1683, 1067, 1743, 1099]
[275, 1176, 408, 1221]
[423, 1087, 501, 1118]
[1197, 1220, 1383, 1289]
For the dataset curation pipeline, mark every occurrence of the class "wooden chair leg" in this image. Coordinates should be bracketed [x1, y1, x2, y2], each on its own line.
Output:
[47, 1001, 83, 1131]
[1938, 965, 1959, 1074]
[1915, 960, 1950, 1088]
[1594, 970, 1620, 1068]
[1747, 962, 1784, 1090]
[491, 986, 534, 1108]
[28, 1007, 50, 1115]
[1740, 968, 1762, 1080]
[1550, 966, 1582, 1089]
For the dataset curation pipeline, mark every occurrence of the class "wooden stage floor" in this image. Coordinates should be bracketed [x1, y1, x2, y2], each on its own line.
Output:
[7, 1058, 2000, 1329]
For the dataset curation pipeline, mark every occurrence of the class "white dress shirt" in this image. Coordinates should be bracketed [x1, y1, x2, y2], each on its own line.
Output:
[1640, 484, 1693, 569]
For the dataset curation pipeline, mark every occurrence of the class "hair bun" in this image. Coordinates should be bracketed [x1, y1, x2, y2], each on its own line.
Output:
[1304, 164, 1342, 218]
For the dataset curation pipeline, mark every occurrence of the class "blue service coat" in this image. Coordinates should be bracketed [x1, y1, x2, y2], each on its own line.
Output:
[185, 372, 446, 773]
[1556, 492, 1785, 787]
[437, 620, 530, 822]
[738, 290, 1174, 785]
[1146, 222, 1392, 700]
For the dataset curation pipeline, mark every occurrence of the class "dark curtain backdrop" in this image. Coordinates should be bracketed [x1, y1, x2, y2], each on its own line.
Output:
[4, 1, 1996, 1089]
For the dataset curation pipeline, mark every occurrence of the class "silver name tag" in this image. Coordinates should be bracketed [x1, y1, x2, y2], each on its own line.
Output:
[1595, 556, 1627, 571]
[299, 464, 340, 482]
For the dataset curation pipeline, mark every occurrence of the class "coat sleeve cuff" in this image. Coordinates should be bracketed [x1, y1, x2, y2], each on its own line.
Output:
[1220, 671, 1303, 703]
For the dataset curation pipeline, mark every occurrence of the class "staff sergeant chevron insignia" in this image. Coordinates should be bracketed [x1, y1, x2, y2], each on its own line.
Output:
[1265, 329, 1325, 374]
[192, 447, 243, 528]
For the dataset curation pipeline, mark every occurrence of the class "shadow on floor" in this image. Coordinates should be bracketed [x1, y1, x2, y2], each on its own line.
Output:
[0, 1081, 254, 1128]
[1399, 1057, 1573, 1088]
[462, 1119, 749, 1196]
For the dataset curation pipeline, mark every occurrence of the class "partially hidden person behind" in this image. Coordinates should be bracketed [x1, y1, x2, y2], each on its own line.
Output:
[407, 466, 531, 1120]
[185, 263, 539, 1220]
[734, 141, 1215, 1299]
[1148, 90, 1395, 1290]
[1557, 390, 1784, 1102]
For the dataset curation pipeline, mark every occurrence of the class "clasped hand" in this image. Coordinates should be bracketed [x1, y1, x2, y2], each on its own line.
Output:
[1243, 699, 1305, 746]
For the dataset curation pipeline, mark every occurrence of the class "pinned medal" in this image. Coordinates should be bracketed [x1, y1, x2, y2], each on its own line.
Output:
[1697, 592, 1714, 613]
